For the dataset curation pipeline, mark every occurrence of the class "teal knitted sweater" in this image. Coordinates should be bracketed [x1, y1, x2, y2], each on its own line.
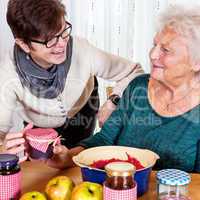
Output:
[79, 74, 200, 172]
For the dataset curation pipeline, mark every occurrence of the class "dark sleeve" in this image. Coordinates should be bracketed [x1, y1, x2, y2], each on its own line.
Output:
[78, 80, 136, 148]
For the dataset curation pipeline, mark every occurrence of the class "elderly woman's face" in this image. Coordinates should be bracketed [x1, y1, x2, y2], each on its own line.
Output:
[149, 26, 193, 85]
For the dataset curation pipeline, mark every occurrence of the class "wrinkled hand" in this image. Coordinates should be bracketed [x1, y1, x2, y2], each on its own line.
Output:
[46, 145, 85, 169]
[46, 145, 72, 169]
[0, 132, 28, 163]
[97, 99, 117, 127]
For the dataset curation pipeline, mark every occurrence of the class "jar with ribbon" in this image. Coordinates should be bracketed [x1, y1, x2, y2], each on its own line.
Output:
[25, 128, 61, 160]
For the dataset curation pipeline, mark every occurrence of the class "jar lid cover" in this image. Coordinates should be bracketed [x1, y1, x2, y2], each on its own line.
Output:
[157, 169, 191, 186]
[105, 162, 135, 176]
[25, 128, 58, 140]
[0, 154, 19, 168]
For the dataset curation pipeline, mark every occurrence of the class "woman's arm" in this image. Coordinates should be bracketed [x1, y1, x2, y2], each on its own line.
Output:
[78, 38, 143, 125]
[46, 86, 132, 169]
[46, 104, 125, 169]
[78, 77, 136, 149]
[46, 83, 134, 169]
[46, 105, 125, 169]
[85, 39, 144, 96]
[0, 64, 27, 161]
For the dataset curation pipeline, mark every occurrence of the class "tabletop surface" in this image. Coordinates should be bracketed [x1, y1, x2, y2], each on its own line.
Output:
[21, 161, 200, 199]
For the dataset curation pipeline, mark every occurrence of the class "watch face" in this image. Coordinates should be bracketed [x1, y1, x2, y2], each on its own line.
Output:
[114, 96, 120, 104]
[109, 95, 120, 105]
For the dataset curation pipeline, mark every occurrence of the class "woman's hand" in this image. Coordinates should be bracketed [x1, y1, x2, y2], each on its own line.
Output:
[46, 145, 85, 169]
[0, 132, 28, 163]
[97, 99, 117, 127]
[46, 145, 71, 169]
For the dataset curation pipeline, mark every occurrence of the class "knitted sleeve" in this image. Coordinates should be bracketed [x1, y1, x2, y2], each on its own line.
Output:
[0, 61, 18, 133]
[75, 36, 144, 97]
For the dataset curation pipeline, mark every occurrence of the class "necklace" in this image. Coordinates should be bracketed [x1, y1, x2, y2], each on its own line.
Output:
[149, 77, 200, 115]
[165, 90, 195, 113]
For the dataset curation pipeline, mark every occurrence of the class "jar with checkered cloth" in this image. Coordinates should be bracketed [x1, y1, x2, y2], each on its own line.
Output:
[156, 169, 191, 200]
[0, 154, 21, 200]
[25, 128, 60, 160]
[103, 162, 137, 200]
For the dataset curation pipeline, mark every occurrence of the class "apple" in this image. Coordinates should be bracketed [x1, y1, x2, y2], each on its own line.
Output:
[45, 176, 74, 200]
[20, 191, 47, 200]
[71, 182, 103, 200]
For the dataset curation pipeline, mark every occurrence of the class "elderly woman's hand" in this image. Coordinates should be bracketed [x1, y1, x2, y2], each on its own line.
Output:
[46, 145, 85, 169]
[97, 99, 117, 127]
[0, 132, 28, 162]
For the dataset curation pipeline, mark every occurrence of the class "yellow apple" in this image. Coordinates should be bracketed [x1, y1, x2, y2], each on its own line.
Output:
[71, 182, 103, 200]
[20, 191, 47, 200]
[45, 176, 74, 200]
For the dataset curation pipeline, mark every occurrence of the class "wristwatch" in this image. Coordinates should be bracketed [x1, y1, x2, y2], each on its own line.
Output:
[108, 94, 120, 106]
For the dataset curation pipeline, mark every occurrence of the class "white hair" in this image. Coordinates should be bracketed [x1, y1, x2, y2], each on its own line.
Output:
[157, 4, 200, 63]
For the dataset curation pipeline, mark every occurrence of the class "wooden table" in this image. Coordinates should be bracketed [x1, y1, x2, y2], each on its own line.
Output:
[21, 161, 200, 199]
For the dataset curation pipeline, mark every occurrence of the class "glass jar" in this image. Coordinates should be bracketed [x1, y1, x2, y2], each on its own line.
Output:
[0, 154, 22, 200]
[157, 169, 191, 200]
[103, 162, 137, 200]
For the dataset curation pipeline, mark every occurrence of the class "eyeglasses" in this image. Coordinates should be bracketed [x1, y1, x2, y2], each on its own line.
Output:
[30, 21, 72, 48]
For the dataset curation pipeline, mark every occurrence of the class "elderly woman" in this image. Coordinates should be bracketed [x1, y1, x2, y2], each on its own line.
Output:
[50, 5, 200, 172]
[0, 0, 143, 160]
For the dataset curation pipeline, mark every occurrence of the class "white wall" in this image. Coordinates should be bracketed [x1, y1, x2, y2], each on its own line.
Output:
[0, 0, 14, 61]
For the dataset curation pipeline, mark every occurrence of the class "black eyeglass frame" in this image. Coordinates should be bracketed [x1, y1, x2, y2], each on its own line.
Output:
[30, 21, 72, 48]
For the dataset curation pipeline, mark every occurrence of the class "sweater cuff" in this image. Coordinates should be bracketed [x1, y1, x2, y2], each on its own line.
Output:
[77, 135, 103, 149]
[77, 141, 96, 149]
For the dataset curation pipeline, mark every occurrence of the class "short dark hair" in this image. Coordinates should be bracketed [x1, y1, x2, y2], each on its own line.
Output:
[7, 0, 66, 45]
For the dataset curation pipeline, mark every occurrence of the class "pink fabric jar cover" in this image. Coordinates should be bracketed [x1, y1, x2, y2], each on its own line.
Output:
[103, 184, 137, 200]
[0, 172, 22, 200]
[25, 128, 60, 159]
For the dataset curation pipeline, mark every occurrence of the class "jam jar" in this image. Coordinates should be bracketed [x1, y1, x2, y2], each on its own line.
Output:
[157, 169, 191, 200]
[0, 154, 22, 200]
[103, 162, 137, 200]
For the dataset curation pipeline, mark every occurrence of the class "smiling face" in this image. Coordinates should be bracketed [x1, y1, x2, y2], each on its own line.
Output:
[15, 19, 69, 69]
[149, 26, 196, 87]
